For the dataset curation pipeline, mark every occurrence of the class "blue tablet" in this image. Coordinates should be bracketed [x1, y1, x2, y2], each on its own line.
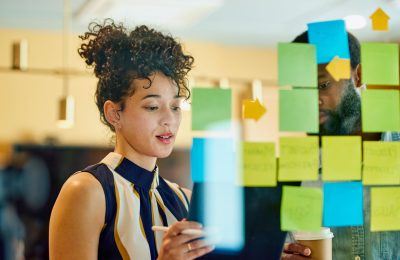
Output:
[188, 182, 299, 260]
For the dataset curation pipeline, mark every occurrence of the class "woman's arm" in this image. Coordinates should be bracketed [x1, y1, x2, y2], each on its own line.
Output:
[49, 172, 105, 260]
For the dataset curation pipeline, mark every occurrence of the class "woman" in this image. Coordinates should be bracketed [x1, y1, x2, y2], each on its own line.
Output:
[49, 19, 213, 260]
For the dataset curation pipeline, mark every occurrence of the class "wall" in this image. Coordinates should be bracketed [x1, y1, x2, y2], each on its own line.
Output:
[0, 28, 281, 148]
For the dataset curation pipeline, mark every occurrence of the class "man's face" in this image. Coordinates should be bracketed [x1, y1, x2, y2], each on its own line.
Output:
[318, 64, 361, 135]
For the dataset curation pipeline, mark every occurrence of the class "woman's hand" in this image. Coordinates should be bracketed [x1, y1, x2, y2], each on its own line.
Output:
[281, 242, 312, 259]
[157, 220, 214, 260]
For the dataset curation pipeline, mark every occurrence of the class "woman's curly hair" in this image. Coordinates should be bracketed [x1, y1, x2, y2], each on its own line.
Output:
[78, 19, 194, 131]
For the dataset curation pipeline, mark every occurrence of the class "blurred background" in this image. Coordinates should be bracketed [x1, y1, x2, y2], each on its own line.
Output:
[1, 0, 399, 259]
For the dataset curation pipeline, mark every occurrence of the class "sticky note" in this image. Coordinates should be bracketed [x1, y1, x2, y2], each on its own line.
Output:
[325, 56, 350, 81]
[322, 136, 361, 181]
[370, 8, 390, 31]
[278, 43, 317, 87]
[323, 182, 363, 227]
[361, 90, 400, 132]
[361, 43, 399, 85]
[192, 88, 231, 131]
[371, 187, 400, 231]
[278, 137, 319, 181]
[363, 141, 400, 185]
[281, 186, 323, 231]
[191, 137, 236, 183]
[279, 89, 319, 133]
[242, 99, 266, 121]
[242, 142, 276, 187]
[307, 20, 350, 64]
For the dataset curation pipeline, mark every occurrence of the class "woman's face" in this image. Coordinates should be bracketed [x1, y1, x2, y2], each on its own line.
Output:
[116, 72, 183, 163]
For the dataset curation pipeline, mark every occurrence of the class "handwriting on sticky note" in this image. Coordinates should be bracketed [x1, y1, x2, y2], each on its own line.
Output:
[363, 142, 400, 185]
[278, 137, 319, 181]
[243, 142, 276, 187]
[371, 187, 400, 231]
[281, 186, 322, 231]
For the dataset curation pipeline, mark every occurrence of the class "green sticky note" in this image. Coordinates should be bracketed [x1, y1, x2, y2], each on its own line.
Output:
[361, 43, 399, 85]
[278, 137, 319, 181]
[278, 43, 317, 87]
[363, 141, 400, 185]
[322, 136, 361, 181]
[361, 90, 400, 132]
[242, 142, 276, 187]
[371, 187, 400, 231]
[279, 89, 319, 133]
[281, 186, 323, 231]
[192, 88, 231, 131]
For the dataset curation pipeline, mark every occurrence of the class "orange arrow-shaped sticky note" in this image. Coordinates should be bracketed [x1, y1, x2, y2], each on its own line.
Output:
[370, 8, 390, 31]
[326, 56, 350, 82]
[242, 99, 266, 121]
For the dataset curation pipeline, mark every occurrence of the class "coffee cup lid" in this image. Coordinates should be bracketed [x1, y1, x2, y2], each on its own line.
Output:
[293, 227, 334, 240]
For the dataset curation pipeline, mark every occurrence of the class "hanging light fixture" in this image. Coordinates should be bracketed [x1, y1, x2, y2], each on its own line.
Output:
[57, 0, 75, 128]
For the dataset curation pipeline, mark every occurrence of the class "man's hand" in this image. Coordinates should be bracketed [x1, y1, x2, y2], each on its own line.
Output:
[281, 242, 312, 259]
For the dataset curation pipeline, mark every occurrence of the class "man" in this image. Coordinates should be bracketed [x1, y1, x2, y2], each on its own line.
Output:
[281, 31, 400, 259]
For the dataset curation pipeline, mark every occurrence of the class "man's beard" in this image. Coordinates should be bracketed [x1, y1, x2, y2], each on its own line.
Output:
[320, 81, 362, 135]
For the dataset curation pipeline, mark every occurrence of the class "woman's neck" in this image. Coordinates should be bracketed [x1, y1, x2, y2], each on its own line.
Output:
[114, 141, 157, 172]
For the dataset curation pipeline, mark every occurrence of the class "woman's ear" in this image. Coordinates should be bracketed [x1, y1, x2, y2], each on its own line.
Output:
[104, 100, 121, 129]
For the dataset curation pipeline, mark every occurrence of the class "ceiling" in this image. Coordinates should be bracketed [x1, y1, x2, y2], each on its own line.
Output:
[1, 0, 400, 47]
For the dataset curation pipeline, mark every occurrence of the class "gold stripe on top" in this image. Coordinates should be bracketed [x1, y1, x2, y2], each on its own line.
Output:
[149, 191, 159, 248]
[113, 182, 130, 260]
[132, 186, 148, 242]
[155, 194, 166, 213]
[155, 194, 167, 225]
[115, 155, 124, 169]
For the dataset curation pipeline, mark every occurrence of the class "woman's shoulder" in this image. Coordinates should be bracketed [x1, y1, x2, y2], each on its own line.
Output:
[56, 172, 106, 215]
[49, 172, 106, 259]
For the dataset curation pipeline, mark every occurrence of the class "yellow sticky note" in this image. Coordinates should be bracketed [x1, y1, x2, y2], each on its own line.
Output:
[363, 141, 400, 185]
[322, 136, 361, 181]
[325, 56, 350, 81]
[370, 8, 390, 31]
[278, 137, 319, 181]
[371, 187, 400, 231]
[242, 142, 276, 187]
[242, 99, 266, 121]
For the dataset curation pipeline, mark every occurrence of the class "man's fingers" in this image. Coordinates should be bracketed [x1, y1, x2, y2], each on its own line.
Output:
[283, 243, 311, 256]
[281, 253, 313, 260]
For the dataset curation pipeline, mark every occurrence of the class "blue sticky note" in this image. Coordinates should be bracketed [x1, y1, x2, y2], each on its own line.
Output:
[323, 182, 363, 227]
[191, 137, 236, 183]
[308, 20, 350, 64]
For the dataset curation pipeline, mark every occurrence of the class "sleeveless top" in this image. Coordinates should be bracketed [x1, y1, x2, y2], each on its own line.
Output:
[81, 152, 189, 260]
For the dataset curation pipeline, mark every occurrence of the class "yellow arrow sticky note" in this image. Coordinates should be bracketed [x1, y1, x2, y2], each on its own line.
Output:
[370, 8, 390, 31]
[242, 98, 266, 121]
[326, 56, 350, 81]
